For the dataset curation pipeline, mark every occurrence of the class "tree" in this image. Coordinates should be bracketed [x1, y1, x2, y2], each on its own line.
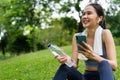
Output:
[56, 0, 120, 36]
[0, 0, 120, 55]
[0, 32, 9, 56]
[0, 0, 56, 55]
[105, 0, 120, 37]
[0, 0, 11, 56]
[60, 17, 79, 34]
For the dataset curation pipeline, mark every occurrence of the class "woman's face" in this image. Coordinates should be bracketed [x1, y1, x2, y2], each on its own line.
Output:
[81, 5, 99, 28]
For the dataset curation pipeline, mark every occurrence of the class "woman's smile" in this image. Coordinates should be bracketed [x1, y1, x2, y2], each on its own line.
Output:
[82, 18, 90, 27]
[83, 19, 89, 24]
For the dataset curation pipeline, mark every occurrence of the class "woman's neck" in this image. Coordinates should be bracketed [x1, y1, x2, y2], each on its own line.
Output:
[87, 26, 98, 37]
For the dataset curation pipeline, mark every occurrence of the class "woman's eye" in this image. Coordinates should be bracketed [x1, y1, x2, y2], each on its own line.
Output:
[87, 12, 92, 15]
[82, 11, 92, 16]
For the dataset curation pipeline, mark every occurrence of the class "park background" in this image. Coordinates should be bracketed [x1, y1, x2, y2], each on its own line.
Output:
[0, 0, 120, 80]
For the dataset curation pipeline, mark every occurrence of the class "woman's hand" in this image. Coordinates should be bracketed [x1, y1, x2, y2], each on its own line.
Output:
[55, 53, 68, 64]
[77, 41, 98, 60]
[54, 52, 74, 67]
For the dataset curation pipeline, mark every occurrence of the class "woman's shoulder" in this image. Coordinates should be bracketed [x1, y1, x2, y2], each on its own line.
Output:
[102, 29, 112, 36]
[102, 29, 113, 41]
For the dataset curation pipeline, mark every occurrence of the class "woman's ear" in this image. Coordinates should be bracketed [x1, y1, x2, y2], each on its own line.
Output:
[97, 16, 103, 24]
[99, 16, 103, 22]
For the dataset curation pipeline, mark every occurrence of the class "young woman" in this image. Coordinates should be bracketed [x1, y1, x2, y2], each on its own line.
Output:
[53, 3, 117, 80]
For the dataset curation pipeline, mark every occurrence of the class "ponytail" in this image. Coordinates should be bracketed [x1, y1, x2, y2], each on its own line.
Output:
[99, 19, 106, 29]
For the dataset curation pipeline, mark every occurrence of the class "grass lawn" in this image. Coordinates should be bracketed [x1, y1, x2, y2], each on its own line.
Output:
[0, 45, 120, 80]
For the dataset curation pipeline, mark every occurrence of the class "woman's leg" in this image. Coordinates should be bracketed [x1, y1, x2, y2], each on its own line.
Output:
[98, 60, 114, 80]
[83, 71, 100, 80]
[53, 64, 68, 80]
[53, 64, 83, 80]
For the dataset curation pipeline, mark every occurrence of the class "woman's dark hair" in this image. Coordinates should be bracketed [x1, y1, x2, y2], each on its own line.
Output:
[88, 3, 106, 29]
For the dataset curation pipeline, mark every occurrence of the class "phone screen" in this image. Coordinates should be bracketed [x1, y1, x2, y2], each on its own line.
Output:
[76, 35, 86, 51]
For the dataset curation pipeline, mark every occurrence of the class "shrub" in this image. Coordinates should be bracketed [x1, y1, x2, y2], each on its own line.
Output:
[114, 37, 120, 46]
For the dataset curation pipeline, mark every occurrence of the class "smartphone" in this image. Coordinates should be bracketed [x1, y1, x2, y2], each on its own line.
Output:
[76, 35, 86, 51]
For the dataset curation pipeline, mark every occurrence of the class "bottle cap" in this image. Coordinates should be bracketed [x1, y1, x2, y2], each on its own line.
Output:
[47, 43, 51, 47]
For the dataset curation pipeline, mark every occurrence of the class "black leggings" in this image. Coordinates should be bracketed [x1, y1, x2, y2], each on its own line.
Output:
[53, 60, 114, 80]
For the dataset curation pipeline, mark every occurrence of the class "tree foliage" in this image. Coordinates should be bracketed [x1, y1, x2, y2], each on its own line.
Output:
[0, 0, 48, 55]
[0, 0, 120, 56]
[105, 0, 120, 37]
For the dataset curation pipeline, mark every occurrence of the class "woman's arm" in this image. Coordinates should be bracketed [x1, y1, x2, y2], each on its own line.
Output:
[55, 34, 79, 68]
[72, 34, 79, 68]
[102, 29, 117, 70]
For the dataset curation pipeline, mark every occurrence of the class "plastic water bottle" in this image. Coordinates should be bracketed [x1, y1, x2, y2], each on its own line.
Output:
[48, 43, 74, 67]
[48, 43, 63, 56]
